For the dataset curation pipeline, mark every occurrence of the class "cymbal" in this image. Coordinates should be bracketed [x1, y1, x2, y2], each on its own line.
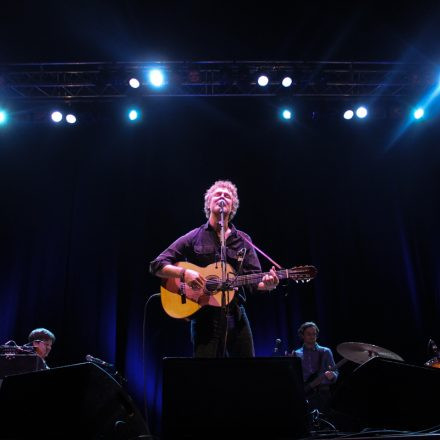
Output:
[337, 341, 404, 364]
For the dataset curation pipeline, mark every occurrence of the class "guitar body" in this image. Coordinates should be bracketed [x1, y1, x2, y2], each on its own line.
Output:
[161, 262, 236, 319]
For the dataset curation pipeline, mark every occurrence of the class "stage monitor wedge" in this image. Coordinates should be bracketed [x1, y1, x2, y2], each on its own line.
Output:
[162, 356, 309, 439]
[331, 357, 440, 430]
[0, 362, 148, 439]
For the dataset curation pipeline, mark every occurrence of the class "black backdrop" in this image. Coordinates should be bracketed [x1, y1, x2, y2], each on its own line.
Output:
[1, 97, 439, 433]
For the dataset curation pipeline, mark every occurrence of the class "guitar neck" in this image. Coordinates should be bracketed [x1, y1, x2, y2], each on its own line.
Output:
[233, 270, 288, 287]
[308, 358, 347, 388]
[233, 266, 315, 287]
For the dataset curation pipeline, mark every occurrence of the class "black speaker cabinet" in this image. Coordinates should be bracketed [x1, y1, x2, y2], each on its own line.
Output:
[0, 362, 148, 439]
[162, 357, 309, 439]
[331, 357, 440, 430]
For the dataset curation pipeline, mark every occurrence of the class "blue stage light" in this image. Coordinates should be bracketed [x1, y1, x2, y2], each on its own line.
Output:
[281, 109, 293, 120]
[413, 107, 425, 120]
[0, 110, 7, 125]
[128, 109, 140, 121]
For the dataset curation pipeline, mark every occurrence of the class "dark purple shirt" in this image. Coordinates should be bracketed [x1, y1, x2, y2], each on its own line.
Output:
[150, 222, 262, 293]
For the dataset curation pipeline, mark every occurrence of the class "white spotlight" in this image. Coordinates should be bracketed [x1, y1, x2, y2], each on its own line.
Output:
[66, 114, 77, 124]
[129, 78, 140, 89]
[257, 75, 269, 87]
[343, 110, 354, 120]
[281, 76, 293, 87]
[148, 69, 165, 88]
[356, 106, 368, 118]
[51, 111, 63, 123]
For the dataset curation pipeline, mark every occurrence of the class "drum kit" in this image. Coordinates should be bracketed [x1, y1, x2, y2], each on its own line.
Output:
[335, 339, 440, 369]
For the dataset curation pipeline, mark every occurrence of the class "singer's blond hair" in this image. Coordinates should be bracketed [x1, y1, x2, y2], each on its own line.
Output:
[204, 180, 239, 220]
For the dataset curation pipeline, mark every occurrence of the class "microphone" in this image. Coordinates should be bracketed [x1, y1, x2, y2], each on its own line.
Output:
[85, 354, 114, 368]
[218, 200, 226, 208]
[273, 338, 282, 355]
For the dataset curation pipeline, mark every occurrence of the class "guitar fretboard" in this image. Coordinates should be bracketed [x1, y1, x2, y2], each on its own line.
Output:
[232, 266, 315, 287]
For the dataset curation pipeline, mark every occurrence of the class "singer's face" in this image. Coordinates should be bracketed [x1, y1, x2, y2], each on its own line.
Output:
[209, 187, 233, 216]
[33, 339, 53, 358]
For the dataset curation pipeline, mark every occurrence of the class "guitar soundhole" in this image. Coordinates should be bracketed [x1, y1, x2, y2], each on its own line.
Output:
[205, 275, 221, 294]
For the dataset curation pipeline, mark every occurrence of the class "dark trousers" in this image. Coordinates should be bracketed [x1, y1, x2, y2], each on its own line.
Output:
[307, 385, 332, 414]
[190, 305, 255, 357]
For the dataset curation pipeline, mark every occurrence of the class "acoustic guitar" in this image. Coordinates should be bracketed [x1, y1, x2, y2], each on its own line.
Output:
[160, 261, 317, 319]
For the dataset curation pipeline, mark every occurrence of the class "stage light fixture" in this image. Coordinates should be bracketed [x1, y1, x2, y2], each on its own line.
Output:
[148, 69, 165, 88]
[128, 109, 140, 122]
[257, 75, 269, 87]
[0, 109, 7, 125]
[281, 76, 293, 88]
[129, 78, 140, 89]
[343, 109, 354, 120]
[51, 111, 63, 123]
[281, 108, 293, 120]
[66, 114, 77, 124]
[355, 106, 368, 119]
[413, 107, 425, 120]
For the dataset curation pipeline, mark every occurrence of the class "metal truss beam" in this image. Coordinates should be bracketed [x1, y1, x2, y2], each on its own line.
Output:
[0, 61, 435, 102]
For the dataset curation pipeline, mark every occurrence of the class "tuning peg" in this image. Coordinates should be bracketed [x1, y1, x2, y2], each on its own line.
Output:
[295, 280, 299, 284]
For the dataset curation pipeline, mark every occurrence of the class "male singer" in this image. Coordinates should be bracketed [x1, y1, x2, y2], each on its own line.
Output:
[150, 180, 279, 357]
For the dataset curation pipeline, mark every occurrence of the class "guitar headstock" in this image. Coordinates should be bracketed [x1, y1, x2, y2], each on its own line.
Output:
[287, 265, 318, 283]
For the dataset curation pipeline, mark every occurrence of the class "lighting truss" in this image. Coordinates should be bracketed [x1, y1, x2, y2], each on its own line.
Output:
[0, 60, 435, 102]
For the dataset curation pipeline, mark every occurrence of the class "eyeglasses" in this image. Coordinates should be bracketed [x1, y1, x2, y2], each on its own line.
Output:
[34, 340, 53, 348]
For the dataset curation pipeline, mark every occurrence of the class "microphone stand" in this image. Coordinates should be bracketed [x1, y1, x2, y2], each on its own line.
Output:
[218, 203, 229, 357]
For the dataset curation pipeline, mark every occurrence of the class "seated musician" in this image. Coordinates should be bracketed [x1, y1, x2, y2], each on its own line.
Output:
[293, 321, 338, 415]
[28, 328, 56, 370]
[150, 180, 279, 358]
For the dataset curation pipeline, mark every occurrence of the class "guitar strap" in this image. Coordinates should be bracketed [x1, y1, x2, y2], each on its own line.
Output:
[235, 248, 247, 306]
[318, 348, 324, 375]
[306, 348, 324, 390]
[309, 348, 324, 380]
[240, 235, 283, 269]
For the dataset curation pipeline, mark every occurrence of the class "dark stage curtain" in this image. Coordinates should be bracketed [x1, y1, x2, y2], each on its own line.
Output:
[1, 98, 439, 434]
